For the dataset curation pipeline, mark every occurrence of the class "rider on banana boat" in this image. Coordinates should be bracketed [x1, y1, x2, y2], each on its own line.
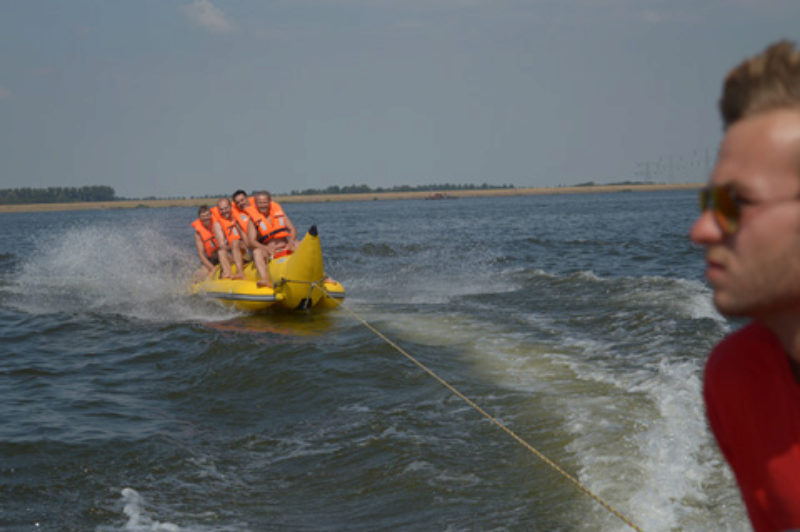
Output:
[245, 191, 298, 288]
[210, 198, 247, 280]
[191, 205, 236, 280]
[230, 189, 255, 247]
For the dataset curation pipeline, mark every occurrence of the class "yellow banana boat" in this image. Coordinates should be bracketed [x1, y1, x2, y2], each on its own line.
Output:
[191, 225, 345, 312]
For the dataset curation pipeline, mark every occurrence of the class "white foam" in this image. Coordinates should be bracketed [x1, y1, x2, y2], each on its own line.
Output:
[679, 280, 729, 325]
[634, 276, 729, 326]
[98, 488, 250, 532]
[558, 359, 731, 530]
[117, 488, 181, 532]
[402, 460, 435, 474]
[628, 361, 714, 525]
[575, 270, 602, 281]
[338, 403, 372, 414]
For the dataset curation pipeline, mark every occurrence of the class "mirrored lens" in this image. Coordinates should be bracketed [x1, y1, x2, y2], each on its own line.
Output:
[699, 186, 739, 234]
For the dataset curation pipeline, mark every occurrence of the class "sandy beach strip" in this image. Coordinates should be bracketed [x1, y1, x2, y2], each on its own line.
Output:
[0, 183, 702, 213]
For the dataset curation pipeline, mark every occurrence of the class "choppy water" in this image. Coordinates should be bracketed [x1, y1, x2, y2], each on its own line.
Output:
[0, 191, 748, 531]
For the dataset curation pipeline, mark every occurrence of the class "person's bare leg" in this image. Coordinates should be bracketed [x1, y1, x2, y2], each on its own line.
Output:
[231, 242, 245, 280]
[253, 248, 273, 288]
[219, 250, 233, 279]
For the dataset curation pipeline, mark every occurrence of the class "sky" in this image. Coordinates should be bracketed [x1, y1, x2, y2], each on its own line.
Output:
[1, 1, 799, 199]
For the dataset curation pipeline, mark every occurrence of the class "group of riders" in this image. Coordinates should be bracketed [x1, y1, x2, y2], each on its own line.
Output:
[191, 189, 297, 288]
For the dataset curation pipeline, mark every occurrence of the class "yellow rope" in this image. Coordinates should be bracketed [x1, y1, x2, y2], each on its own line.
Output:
[278, 277, 327, 288]
[337, 302, 644, 532]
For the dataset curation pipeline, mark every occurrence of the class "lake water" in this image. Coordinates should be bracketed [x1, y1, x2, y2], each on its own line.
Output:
[0, 190, 749, 531]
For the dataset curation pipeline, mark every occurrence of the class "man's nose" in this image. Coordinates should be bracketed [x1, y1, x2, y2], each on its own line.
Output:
[690, 209, 725, 245]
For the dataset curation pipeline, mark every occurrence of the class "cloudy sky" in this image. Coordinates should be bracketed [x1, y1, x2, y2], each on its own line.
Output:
[1, 1, 798, 198]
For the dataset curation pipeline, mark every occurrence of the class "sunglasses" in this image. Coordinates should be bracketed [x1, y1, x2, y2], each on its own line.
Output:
[699, 185, 741, 235]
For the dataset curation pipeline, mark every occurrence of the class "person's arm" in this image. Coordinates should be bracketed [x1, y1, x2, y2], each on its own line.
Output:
[195, 232, 215, 272]
[238, 220, 253, 248]
[213, 221, 230, 251]
[247, 220, 272, 252]
[285, 214, 298, 242]
[247, 220, 260, 249]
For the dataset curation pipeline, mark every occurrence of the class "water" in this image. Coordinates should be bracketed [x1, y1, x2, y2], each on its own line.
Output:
[0, 190, 748, 531]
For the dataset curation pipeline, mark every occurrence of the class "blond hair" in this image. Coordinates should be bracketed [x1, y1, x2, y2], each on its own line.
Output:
[719, 40, 800, 129]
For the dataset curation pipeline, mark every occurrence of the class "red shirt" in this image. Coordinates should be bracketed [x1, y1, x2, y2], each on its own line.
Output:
[704, 321, 800, 531]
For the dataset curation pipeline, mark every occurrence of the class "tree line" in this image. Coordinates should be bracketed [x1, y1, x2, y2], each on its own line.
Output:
[0, 183, 519, 204]
[289, 183, 515, 196]
[0, 186, 116, 204]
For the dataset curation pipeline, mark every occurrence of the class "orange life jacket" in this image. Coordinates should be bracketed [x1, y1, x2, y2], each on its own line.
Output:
[191, 219, 219, 257]
[210, 207, 242, 244]
[245, 200, 291, 244]
[231, 203, 250, 235]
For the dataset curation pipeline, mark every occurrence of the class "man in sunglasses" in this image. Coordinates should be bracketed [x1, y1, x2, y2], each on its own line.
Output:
[690, 40, 800, 531]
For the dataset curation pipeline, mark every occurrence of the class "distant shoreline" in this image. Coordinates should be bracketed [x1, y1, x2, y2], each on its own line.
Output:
[0, 183, 702, 214]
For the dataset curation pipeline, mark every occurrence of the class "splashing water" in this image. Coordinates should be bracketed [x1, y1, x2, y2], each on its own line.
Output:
[6, 224, 237, 323]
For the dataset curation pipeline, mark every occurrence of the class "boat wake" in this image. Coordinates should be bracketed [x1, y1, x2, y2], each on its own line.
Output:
[361, 268, 744, 530]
